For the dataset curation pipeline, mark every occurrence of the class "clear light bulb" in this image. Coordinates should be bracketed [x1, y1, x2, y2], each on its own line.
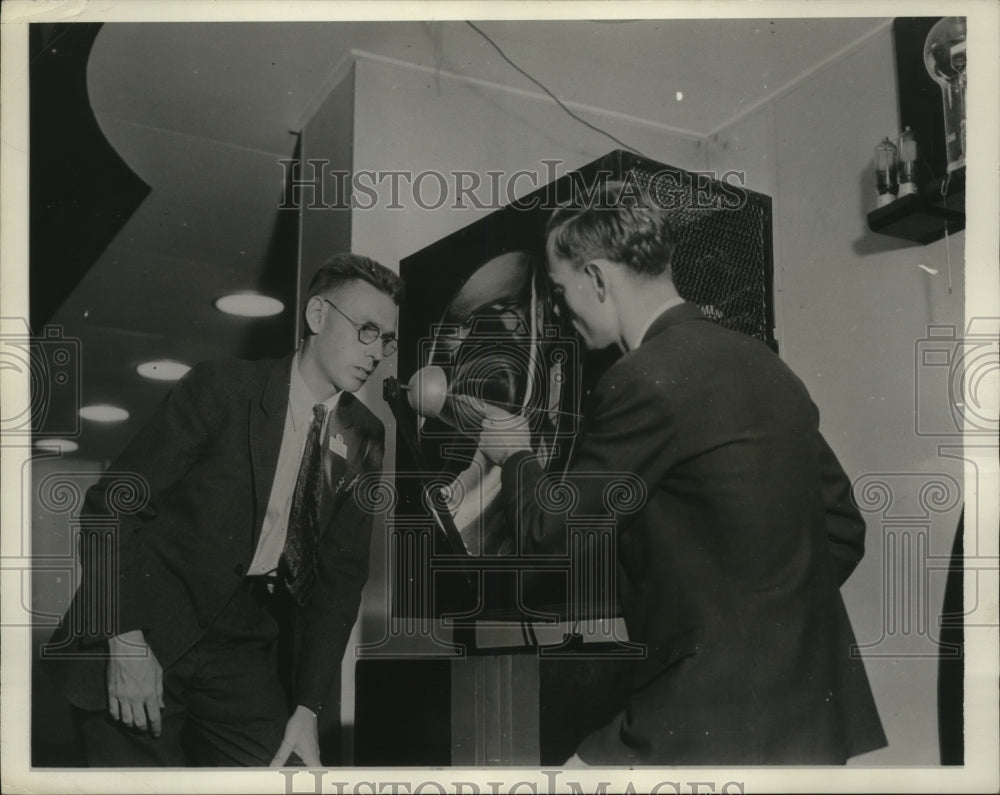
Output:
[924, 16, 967, 173]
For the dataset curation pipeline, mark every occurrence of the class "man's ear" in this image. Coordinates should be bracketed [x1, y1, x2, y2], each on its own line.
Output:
[584, 261, 607, 302]
[304, 295, 325, 335]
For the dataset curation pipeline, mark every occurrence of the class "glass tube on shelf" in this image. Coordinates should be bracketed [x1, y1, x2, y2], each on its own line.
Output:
[875, 137, 898, 207]
[898, 127, 918, 196]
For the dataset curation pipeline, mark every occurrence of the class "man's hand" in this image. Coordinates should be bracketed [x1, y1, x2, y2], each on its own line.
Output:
[478, 408, 532, 466]
[270, 705, 321, 767]
[107, 630, 164, 737]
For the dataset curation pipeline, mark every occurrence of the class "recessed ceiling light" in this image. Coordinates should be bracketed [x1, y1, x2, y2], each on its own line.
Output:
[676, 91, 684, 101]
[79, 404, 130, 423]
[35, 438, 79, 453]
[137, 360, 191, 381]
[214, 292, 284, 317]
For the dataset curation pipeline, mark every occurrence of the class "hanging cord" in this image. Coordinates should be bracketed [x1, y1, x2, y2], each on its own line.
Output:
[465, 21, 646, 158]
[520, 618, 539, 647]
[940, 171, 954, 295]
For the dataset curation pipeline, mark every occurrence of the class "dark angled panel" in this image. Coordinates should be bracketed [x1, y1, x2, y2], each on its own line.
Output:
[937, 509, 964, 765]
[237, 135, 302, 360]
[30, 23, 151, 329]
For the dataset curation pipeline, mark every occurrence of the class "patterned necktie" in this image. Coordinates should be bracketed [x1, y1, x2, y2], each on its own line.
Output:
[283, 403, 328, 606]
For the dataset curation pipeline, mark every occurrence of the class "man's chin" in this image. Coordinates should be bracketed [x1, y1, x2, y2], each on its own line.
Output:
[338, 369, 370, 392]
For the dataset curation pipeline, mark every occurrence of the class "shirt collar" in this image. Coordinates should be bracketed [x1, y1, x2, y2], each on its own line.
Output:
[289, 351, 341, 432]
[634, 296, 686, 349]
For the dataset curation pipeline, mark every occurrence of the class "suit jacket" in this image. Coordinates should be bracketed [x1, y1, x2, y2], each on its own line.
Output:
[43, 355, 384, 718]
[502, 303, 887, 764]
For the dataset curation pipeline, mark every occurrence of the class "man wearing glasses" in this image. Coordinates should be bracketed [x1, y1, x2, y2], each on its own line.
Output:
[45, 253, 402, 767]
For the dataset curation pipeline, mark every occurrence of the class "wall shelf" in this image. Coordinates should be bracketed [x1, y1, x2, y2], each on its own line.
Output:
[866, 166, 965, 245]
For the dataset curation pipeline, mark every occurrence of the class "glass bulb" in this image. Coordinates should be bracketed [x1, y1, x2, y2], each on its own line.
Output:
[898, 127, 918, 195]
[924, 16, 967, 173]
[875, 137, 898, 207]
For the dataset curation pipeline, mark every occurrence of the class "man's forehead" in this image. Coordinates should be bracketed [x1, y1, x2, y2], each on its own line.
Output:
[330, 281, 397, 326]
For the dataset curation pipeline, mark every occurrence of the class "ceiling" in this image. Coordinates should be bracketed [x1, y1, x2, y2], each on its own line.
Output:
[43, 18, 886, 463]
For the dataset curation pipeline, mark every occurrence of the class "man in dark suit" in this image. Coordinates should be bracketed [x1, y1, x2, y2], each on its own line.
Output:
[44, 253, 402, 766]
[480, 182, 887, 764]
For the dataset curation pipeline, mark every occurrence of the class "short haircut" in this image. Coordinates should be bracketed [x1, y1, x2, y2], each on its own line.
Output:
[306, 252, 404, 304]
[545, 180, 676, 279]
[302, 253, 403, 338]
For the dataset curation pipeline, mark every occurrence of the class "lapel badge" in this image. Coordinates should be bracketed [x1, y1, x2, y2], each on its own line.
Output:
[329, 432, 348, 458]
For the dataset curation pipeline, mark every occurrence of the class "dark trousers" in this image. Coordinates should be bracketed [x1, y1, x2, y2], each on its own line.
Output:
[75, 582, 291, 766]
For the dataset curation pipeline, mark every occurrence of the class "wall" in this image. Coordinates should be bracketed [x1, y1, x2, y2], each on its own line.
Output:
[709, 27, 965, 765]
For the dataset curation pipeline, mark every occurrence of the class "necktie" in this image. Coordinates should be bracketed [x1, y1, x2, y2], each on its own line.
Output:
[283, 403, 328, 605]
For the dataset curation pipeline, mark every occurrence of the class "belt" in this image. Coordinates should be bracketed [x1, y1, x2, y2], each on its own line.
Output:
[239, 573, 280, 595]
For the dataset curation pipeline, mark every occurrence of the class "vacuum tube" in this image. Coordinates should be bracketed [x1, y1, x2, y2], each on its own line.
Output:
[875, 137, 898, 207]
[898, 127, 918, 196]
[924, 16, 967, 173]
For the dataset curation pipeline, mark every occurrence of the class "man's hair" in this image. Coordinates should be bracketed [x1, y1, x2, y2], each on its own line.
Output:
[306, 252, 404, 304]
[545, 180, 676, 278]
[302, 253, 403, 337]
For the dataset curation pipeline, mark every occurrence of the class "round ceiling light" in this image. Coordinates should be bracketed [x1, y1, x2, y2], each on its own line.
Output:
[137, 360, 191, 381]
[214, 292, 284, 317]
[34, 438, 79, 453]
[79, 404, 130, 423]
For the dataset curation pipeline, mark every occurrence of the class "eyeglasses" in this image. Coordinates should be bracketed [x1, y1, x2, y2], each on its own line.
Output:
[323, 299, 398, 356]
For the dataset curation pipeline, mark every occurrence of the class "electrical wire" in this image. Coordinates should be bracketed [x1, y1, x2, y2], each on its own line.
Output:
[465, 21, 647, 158]
[940, 171, 954, 295]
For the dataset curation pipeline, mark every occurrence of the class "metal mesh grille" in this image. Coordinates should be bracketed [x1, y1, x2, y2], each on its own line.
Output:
[631, 166, 772, 346]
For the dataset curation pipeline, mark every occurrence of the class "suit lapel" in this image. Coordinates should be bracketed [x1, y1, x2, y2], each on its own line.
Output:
[249, 356, 294, 550]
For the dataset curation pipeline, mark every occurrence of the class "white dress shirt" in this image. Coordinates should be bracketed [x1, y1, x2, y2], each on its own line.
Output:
[247, 353, 341, 576]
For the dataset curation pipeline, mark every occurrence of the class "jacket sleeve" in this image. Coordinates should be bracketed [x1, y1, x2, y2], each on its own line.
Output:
[815, 430, 868, 587]
[500, 364, 675, 555]
[76, 362, 217, 642]
[294, 423, 384, 714]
